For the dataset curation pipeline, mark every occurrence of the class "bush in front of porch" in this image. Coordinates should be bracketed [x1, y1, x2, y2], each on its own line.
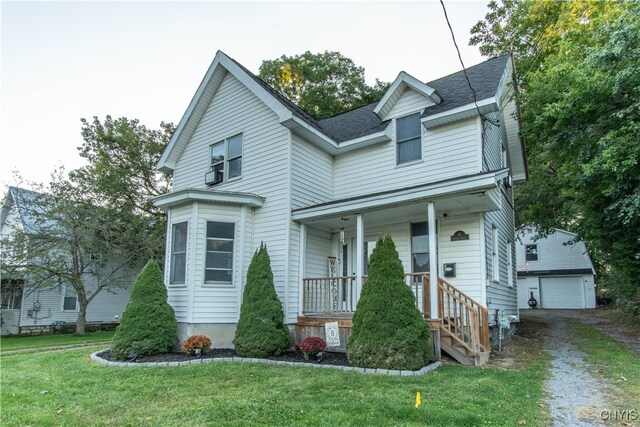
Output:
[233, 243, 290, 357]
[347, 235, 431, 370]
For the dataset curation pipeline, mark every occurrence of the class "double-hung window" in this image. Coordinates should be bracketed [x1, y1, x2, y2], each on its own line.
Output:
[209, 134, 242, 185]
[525, 244, 538, 262]
[63, 286, 78, 311]
[170, 222, 188, 284]
[204, 222, 235, 284]
[396, 113, 422, 164]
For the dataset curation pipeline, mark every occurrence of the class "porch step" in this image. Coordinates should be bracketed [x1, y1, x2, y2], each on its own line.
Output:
[440, 330, 489, 366]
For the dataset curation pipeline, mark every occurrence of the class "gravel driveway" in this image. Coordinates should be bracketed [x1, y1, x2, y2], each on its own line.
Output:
[520, 310, 614, 427]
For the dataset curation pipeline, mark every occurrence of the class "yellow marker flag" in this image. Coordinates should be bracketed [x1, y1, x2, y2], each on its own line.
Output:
[415, 391, 422, 408]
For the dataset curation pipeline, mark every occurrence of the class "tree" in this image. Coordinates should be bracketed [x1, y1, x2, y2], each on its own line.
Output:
[259, 51, 388, 120]
[111, 259, 177, 359]
[1, 174, 148, 334]
[233, 243, 290, 357]
[471, 0, 640, 310]
[70, 116, 174, 262]
[347, 235, 431, 370]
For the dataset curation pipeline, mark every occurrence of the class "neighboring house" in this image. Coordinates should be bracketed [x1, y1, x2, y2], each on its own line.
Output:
[0, 187, 132, 335]
[516, 228, 596, 309]
[155, 51, 526, 365]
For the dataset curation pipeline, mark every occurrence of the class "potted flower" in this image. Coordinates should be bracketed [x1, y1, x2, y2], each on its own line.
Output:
[299, 336, 326, 361]
[181, 334, 212, 357]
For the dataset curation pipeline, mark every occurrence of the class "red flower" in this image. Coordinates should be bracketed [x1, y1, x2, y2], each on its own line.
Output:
[181, 334, 212, 354]
[299, 337, 326, 355]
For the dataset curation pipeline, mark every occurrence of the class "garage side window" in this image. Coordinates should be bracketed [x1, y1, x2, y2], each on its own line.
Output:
[525, 244, 538, 262]
[204, 222, 235, 284]
[170, 222, 188, 284]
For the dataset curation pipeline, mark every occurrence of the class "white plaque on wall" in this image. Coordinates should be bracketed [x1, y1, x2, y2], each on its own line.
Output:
[325, 321, 340, 347]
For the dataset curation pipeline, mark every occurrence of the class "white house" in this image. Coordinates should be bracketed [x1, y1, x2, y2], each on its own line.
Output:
[155, 51, 527, 365]
[0, 187, 133, 335]
[517, 228, 596, 309]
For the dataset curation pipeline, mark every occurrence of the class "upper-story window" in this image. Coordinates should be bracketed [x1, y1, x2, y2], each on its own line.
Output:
[209, 134, 243, 185]
[525, 244, 538, 262]
[396, 113, 422, 164]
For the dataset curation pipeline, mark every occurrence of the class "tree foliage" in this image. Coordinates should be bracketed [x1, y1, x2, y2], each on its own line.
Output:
[471, 0, 640, 310]
[259, 51, 388, 120]
[70, 116, 174, 262]
[347, 235, 431, 370]
[233, 243, 290, 357]
[111, 259, 177, 359]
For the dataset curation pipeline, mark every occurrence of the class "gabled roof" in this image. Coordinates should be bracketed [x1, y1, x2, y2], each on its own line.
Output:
[1, 187, 52, 234]
[158, 51, 521, 173]
[373, 71, 442, 119]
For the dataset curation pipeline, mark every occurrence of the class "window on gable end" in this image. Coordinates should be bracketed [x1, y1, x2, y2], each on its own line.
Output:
[396, 113, 422, 164]
[208, 134, 243, 185]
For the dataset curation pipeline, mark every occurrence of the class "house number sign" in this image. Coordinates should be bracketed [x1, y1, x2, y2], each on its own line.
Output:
[325, 321, 341, 347]
[451, 230, 469, 241]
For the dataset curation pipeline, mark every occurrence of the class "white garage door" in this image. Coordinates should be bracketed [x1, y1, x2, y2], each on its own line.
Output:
[540, 276, 585, 309]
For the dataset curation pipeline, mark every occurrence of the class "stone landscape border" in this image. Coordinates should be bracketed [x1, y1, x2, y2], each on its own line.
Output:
[90, 349, 441, 376]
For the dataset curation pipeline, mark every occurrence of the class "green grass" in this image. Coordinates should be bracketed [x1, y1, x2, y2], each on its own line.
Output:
[0, 346, 551, 426]
[0, 331, 114, 351]
[570, 320, 640, 412]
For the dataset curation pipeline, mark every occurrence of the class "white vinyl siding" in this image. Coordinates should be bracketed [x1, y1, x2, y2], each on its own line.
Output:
[384, 87, 435, 120]
[333, 117, 479, 200]
[516, 229, 595, 273]
[291, 135, 333, 209]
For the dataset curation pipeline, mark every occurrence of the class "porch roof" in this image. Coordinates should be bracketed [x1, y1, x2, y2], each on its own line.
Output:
[291, 169, 508, 223]
[154, 188, 265, 211]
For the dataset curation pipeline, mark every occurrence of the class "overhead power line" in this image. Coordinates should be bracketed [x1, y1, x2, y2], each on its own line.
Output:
[439, 0, 500, 127]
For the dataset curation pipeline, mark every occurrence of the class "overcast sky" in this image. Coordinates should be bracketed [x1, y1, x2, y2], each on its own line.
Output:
[1, 0, 490, 191]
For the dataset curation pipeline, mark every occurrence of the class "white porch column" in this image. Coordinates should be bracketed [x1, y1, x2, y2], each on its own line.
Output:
[355, 214, 364, 300]
[298, 223, 306, 317]
[428, 202, 438, 320]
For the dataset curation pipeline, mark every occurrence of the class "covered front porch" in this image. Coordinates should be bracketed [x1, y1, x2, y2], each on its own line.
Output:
[291, 171, 505, 364]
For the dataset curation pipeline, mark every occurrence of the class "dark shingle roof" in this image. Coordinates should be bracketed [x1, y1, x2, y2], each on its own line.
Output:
[422, 54, 510, 117]
[227, 52, 510, 144]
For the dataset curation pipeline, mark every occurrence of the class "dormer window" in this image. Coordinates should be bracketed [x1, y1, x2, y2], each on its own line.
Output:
[208, 134, 243, 185]
[396, 113, 422, 164]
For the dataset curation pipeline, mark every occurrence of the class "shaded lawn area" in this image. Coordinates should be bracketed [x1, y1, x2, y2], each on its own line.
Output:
[0, 331, 115, 351]
[1, 345, 550, 426]
[570, 320, 640, 414]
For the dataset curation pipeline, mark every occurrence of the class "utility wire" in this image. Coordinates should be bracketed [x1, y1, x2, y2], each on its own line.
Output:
[439, 0, 500, 126]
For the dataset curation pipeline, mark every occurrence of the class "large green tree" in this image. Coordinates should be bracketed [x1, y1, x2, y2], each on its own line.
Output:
[259, 51, 388, 120]
[471, 0, 639, 310]
[70, 116, 174, 261]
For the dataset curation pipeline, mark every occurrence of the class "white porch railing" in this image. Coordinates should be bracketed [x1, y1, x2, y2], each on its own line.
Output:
[302, 273, 427, 315]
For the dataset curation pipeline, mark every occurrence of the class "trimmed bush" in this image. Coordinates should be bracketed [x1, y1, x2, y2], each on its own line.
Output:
[233, 243, 290, 357]
[347, 235, 431, 370]
[111, 259, 177, 360]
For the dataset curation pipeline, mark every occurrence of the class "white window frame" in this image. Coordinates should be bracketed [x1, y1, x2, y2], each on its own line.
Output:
[525, 244, 539, 262]
[396, 113, 422, 165]
[203, 221, 235, 286]
[62, 285, 78, 312]
[492, 226, 499, 283]
[209, 133, 243, 185]
[169, 221, 188, 285]
[507, 239, 514, 288]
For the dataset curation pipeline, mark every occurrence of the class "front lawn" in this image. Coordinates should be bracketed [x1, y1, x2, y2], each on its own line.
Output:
[1, 345, 550, 426]
[0, 331, 115, 351]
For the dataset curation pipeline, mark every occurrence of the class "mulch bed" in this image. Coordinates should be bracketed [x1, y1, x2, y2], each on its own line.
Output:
[97, 348, 351, 366]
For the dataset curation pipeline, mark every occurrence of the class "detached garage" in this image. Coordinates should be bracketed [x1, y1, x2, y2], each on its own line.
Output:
[516, 229, 596, 309]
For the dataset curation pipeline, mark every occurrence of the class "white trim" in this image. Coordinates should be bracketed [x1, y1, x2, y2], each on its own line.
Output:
[476, 115, 483, 173]
[428, 203, 438, 319]
[292, 169, 509, 222]
[187, 203, 198, 323]
[298, 223, 306, 317]
[237, 205, 247, 321]
[283, 129, 293, 322]
[422, 98, 498, 129]
[374, 71, 441, 119]
[155, 188, 264, 211]
[478, 213, 488, 303]
[355, 214, 364, 301]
